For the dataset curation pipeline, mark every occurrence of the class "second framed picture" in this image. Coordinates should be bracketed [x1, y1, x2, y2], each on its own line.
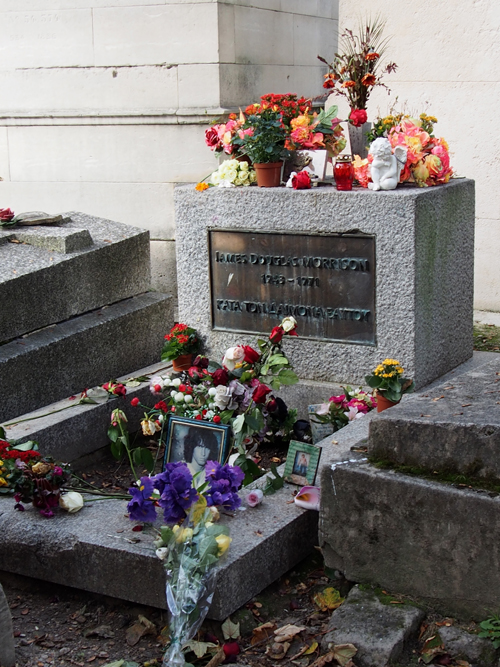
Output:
[283, 440, 322, 486]
[163, 416, 232, 475]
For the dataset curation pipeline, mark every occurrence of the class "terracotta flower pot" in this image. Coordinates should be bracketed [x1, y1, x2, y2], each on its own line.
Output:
[376, 394, 401, 413]
[172, 353, 194, 372]
[254, 161, 282, 187]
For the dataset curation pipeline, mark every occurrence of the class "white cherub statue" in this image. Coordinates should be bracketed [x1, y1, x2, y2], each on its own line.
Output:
[368, 137, 408, 191]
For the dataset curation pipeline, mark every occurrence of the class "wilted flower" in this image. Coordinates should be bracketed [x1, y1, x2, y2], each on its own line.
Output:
[141, 419, 160, 436]
[246, 489, 263, 507]
[59, 491, 84, 513]
[216, 534, 232, 556]
[222, 346, 245, 370]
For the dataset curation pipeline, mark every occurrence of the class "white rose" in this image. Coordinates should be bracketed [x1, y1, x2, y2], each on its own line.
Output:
[214, 385, 232, 410]
[222, 346, 245, 370]
[184, 394, 193, 404]
[171, 378, 181, 387]
[239, 161, 249, 171]
[150, 376, 164, 393]
[210, 171, 221, 185]
[249, 170, 257, 183]
[175, 392, 185, 403]
[59, 492, 84, 514]
[281, 316, 297, 332]
[208, 387, 217, 397]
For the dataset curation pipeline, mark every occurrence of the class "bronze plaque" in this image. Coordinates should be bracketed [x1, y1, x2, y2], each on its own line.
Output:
[209, 230, 376, 345]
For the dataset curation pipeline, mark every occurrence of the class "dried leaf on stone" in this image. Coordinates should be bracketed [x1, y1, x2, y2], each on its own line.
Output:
[125, 615, 156, 646]
[184, 640, 218, 658]
[274, 623, 306, 642]
[308, 650, 336, 667]
[84, 625, 115, 639]
[251, 621, 277, 645]
[313, 587, 345, 611]
[221, 617, 240, 640]
[331, 643, 358, 666]
[266, 640, 290, 659]
[420, 632, 445, 664]
[305, 642, 319, 655]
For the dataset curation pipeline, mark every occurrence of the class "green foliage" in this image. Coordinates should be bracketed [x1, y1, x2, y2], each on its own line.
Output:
[241, 110, 289, 164]
[263, 463, 284, 495]
[234, 454, 264, 486]
[473, 323, 500, 352]
[479, 616, 500, 648]
[161, 323, 201, 362]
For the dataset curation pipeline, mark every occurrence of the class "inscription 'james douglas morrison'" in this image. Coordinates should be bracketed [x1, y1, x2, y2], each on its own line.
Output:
[209, 230, 376, 345]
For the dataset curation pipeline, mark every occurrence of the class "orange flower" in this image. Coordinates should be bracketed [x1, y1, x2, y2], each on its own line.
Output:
[341, 80, 356, 88]
[195, 182, 209, 192]
[365, 52, 379, 61]
[361, 73, 376, 86]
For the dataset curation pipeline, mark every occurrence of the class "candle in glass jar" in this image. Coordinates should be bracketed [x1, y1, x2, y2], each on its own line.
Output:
[334, 155, 354, 191]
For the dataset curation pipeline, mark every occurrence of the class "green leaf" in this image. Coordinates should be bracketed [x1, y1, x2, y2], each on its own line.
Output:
[267, 354, 289, 367]
[235, 455, 264, 486]
[277, 368, 299, 385]
[257, 338, 267, 351]
[244, 410, 264, 433]
[263, 463, 284, 495]
[107, 426, 119, 443]
[0, 426, 5, 439]
[232, 414, 245, 434]
[141, 448, 154, 473]
[85, 387, 109, 404]
[133, 448, 143, 464]
[219, 410, 233, 424]
[110, 440, 123, 459]
[366, 376, 382, 388]
[12, 441, 38, 452]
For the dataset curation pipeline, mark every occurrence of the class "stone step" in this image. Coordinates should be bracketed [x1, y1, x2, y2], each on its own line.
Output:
[0, 212, 151, 343]
[319, 458, 500, 620]
[0, 292, 172, 423]
[368, 353, 500, 481]
[0, 404, 371, 622]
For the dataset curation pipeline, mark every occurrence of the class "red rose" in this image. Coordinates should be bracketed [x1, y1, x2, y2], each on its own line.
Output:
[205, 127, 220, 149]
[179, 384, 186, 392]
[0, 208, 14, 221]
[154, 401, 168, 412]
[213, 415, 221, 423]
[243, 345, 260, 364]
[269, 326, 284, 344]
[195, 414, 202, 420]
[252, 383, 271, 404]
[212, 368, 229, 386]
[349, 108, 368, 128]
[292, 170, 311, 190]
[130, 397, 140, 407]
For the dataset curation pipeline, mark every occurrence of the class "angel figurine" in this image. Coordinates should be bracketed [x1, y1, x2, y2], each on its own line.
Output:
[368, 138, 407, 191]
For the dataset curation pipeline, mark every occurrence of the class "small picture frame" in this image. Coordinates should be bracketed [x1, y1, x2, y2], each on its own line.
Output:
[283, 440, 322, 486]
[163, 416, 232, 475]
[300, 149, 328, 180]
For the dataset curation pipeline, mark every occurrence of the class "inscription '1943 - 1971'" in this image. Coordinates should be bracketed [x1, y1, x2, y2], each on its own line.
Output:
[209, 231, 376, 345]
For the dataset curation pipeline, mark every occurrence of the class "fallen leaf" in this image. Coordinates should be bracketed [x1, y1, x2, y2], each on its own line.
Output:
[420, 631, 445, 664]
[125, 615, 155, 646]
[331, 643, 358, 667]
[204, 648, 225, 667]
[221, 617, 240, 640]
[309, 650, 336, 667]
[184, 640, 218, 658]
[305, 642, 319, 654]
[274, 623, 306, 642]
[461, 404, 472, 407]
[251, 621, 276, 645]
[266, 640, 290, 660]
[21, 608, 30, 615]
[432, 396, 445, 401]
[313, 587, 345, 612]
[84, 625, 115, 639]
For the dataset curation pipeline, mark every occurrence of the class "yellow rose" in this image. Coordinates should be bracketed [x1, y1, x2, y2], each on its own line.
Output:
[175, 527, 193, 544]
[216, 534, 232, 556]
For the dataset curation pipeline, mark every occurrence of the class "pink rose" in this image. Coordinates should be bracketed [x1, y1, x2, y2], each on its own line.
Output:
[0, 208, 14, 221]
[347, 398, 369, 414]
[246, 489, 263, 507]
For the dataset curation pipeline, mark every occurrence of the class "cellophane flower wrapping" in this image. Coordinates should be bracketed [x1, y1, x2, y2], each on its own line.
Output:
[159, 498, 231, 667]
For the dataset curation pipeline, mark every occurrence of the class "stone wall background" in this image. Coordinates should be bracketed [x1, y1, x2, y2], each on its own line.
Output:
[0, 0, 337, 296]
[335, 0, 500, 311]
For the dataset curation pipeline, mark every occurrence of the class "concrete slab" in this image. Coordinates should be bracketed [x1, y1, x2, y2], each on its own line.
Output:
[319, 461, 500, 620]
[0, 403, 373, 621]
[368, 354, 500, 482]
[0, 292, 173, 423]
[322, 585, 424, 667]
[0, 211, 151, 343]
[0, 583, 15, 667]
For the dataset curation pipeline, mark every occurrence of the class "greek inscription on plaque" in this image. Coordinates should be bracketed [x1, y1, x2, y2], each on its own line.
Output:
[209, 230, 376, 345]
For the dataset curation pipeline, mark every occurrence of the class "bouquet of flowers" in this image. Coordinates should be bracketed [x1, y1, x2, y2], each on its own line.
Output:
[312, 387, 377, 432]
[209, 159, 256, 187]
[365, 358, 414, 403]
[204, 113, 246, 157]
[285, 105, 346, 158]
[161, 323, 202, 362]
[318, 17, 397, 125]
[12, 455, 72, 517]
[127, 461, 243, 667]
[142, 317, 299, 457]
[0, 438, 40, 492]
[244, 93, 311, 128]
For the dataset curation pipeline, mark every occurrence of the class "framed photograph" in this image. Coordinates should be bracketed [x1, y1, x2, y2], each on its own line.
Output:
[300, 149, 328, 180]
[163, 416, 232, 475]
[283, 440, 322, 486]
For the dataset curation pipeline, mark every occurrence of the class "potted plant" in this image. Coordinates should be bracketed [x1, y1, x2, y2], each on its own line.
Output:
[365, 358, 414, 412]
[161, 323, 201, 371]
[318, 17, 397, 158]
[241, 110, 289, 187]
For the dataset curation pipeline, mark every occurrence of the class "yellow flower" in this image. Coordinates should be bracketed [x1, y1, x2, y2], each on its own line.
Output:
[32, 461, 52, 476]
[291, 114, 311, 130]
[0, 476, 8, 487]
[216, 534, 232, 556]
[195, 182, 209, 192]
[172, 525, 194, 543]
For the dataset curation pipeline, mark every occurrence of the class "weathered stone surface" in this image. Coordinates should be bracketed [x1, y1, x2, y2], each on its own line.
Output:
[175, 179, 474, 389]
[322, 585, 424, 667]
[319, 461, 500, 620]
[1, 361, 171, 465]
[0, 211, 151, 343]
[0, 292, 172, 423]
[368, 354, 500, 481]
[11, 211, 65, 226]
[439, 625, 498, 667]
[0, 582, 15, 667]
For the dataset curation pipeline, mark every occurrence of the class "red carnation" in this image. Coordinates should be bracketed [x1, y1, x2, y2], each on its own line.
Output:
[292, 170, 311, 190]
[243, 345, 260, 364]
[195, 414, 202, 420]
[213, 415, 221, 423]
[130, 397, 140, 407]
[154, 401, 168, 412]
[252, 383, 271, 404]
[349, 108, 368, 127]
[269, 326, 284, 344]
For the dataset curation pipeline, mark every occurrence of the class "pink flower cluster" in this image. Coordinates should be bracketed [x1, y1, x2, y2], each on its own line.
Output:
[388, 120, 453, 187]
[204, 114, 249, 156]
